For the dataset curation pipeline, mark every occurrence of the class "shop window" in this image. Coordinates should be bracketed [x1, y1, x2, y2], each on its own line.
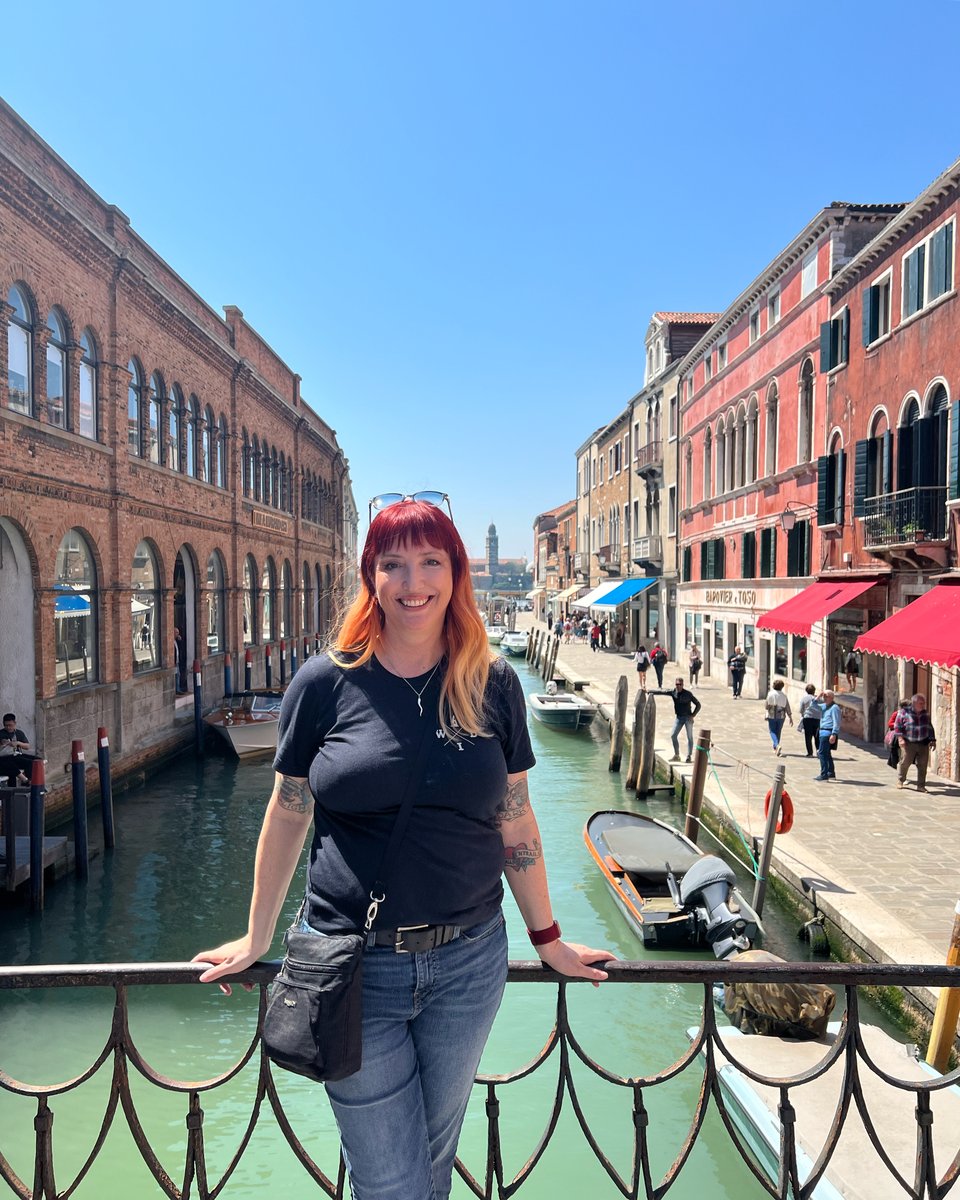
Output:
[243, 554, 257, 646]
[685, 612, 693, 648]
[744, 624, 755, 665]
[714, 619, 724, 658]
[206, 551, 226, 655]
[792, 635, 807, 682]
[55, 529, 98, 691]
[262, 558, 276, 642]
[774, 633, 788, 677]
[6, 285, 33, 415]
[45, 310, 68, 428]
[132, 540, 160, 673]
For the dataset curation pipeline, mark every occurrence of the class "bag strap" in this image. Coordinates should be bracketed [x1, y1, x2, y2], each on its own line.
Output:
[363, 681, 440, 932]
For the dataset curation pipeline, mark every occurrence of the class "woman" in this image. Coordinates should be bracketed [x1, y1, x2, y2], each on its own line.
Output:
[798, 683, 821, 757]
[764, 677, 793, 755]
[634, 644, 651, 691]
[688, 644, 702, 686]
[194, 496, 609, 1200]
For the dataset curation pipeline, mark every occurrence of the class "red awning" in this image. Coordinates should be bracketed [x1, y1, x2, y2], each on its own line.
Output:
[756, 580, 876, 637]
[854, 584, 960, 668]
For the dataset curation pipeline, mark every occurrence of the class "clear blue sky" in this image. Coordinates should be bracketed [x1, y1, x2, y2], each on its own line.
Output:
[4, 1, 960, 559]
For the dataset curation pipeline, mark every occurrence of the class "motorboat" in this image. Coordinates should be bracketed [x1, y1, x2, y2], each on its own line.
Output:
[500, 630, 529, 657]
[485, 624, 506, 645]
[204, 690, 284, 757]
[583, 809, 761, 958]
[684, 1020, 960, 1200]
[528, 691, 597, 731]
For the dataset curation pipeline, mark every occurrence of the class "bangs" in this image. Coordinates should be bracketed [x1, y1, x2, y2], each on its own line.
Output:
[363, 502, 465, 581]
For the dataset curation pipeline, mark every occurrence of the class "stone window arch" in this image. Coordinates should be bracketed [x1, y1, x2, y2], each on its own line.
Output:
[6, 284, 34, 415]
[55, 528, 99, 691]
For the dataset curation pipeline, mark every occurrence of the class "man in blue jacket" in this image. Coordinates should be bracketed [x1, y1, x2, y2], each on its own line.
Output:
[814, 689, 841, 781]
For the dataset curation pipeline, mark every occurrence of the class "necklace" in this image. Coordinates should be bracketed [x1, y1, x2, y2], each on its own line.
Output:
[383, 656, 442, 717]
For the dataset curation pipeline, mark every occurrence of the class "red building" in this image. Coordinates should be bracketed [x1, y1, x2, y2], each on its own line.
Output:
[676, 204, 900, 709]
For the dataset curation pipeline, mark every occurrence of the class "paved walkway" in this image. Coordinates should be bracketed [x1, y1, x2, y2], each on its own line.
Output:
[519, 618, 960, 982]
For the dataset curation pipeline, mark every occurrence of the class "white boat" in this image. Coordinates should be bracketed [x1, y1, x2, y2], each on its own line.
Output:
[204, 690, 284, 757]
[500, 630, 529, 656]
[685, 1021, 960, 1200]
[485, 624, 506, 645]
[527, 691, 597, 731]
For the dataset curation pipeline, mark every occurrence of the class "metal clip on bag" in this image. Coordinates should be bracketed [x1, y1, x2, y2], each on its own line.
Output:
[261, 707, 437, 1083]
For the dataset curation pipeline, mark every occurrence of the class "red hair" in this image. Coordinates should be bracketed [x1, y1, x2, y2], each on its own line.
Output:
[331, 501, 493, 736]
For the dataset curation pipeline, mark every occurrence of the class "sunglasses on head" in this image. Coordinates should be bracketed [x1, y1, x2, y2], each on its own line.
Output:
[368, 491, 453, 523]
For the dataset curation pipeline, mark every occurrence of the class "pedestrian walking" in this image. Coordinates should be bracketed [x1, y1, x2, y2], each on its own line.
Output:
[634, 645, 651, 691]
[599, 619, 608, 649]
[884, 699, 910, 769]
[727, 646, 747, 698]
[893, 693, 936, 792]
[668, 677, 702, 763]
[688, 644, 702, 685]
[844, 649, 859, 693]
[546, 611, 553, 632]
[563, 618, 573, 644]
[590, 622, 601, 653]
[798, 683, 821, 757]
[651, 642, 668, 689]
[764, 679, 792, 754]
[814, 689, 841, 781]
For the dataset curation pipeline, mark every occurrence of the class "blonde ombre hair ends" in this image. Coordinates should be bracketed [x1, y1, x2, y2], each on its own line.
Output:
[331, 501, 494, 737]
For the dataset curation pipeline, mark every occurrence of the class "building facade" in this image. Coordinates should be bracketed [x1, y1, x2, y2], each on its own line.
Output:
[532, 500, 577, 620]
[0, 99, 353, 808]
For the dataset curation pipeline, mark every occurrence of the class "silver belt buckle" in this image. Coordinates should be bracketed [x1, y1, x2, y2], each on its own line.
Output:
[395, 924, 429, 952]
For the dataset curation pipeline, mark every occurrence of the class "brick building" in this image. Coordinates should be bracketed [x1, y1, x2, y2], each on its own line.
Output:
[676, 204, 900, 709]
[0, 99, 353, 807]
[532, 500, 577, 620]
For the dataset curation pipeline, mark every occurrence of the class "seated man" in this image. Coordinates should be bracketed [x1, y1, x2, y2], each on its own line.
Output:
[0, 712, 37, 785]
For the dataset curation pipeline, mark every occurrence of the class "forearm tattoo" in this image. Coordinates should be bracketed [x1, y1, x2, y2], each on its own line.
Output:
[504, 838, 542, 873]
[276, 776, 312, 813]
[495, 777, 530, 827]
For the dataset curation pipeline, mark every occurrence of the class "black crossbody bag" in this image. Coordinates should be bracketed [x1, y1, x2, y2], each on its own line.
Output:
[261, 720, 436, 1083]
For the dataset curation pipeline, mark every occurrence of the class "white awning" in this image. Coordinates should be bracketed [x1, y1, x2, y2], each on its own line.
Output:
[526, 588, 544, 598]
[553, 584, 583, 602]
[571, 580, 622, 609]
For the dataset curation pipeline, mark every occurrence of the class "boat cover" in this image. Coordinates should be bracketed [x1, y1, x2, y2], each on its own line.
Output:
[603, 825, 700, 877]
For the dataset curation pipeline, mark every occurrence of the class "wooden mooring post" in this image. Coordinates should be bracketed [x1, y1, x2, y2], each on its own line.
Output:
[751, 762, 785, 920]
[684, 729, 711, 844]
[625, 690, 645, 791]
[636, 692, 658, 795]
[926, 898, 960, 1072]
[608, 675, 628, 772]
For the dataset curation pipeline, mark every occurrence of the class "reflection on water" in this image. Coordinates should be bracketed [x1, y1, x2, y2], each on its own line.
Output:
[1, 658, 843, 1197]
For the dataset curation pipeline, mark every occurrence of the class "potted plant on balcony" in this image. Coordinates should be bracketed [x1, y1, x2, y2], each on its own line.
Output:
[902, 521, 926, 542]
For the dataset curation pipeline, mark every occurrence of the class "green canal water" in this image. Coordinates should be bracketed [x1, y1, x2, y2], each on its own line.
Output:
[1, 658, 860, 1198]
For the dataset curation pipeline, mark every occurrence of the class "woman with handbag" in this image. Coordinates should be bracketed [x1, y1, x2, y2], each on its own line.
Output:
[194, 493, 610, 1200]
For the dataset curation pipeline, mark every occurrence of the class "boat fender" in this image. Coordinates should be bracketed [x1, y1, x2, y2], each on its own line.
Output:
[763, 788, 794, 835]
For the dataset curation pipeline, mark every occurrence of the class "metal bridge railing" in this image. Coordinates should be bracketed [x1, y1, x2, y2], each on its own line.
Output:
[1, 960, 959, 1200]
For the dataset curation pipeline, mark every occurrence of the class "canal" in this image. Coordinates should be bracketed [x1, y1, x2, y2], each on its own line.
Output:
[0, 657, 873, 1198]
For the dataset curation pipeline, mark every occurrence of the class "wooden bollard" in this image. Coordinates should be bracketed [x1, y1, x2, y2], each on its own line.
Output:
[926, 899, 960, 1072]
[625, 690, 646, 791]
[684, 729, 711, 844]
[71, 740, 89, 880]
[637, 693, 657, 795]
[751, 761, 785, 920]
[193, 659, 204, 757]
[97, 727, 115, 850]
[29, 758, 45, 913]
[609, 675, 628, 772]
[244, 648, 253, 691]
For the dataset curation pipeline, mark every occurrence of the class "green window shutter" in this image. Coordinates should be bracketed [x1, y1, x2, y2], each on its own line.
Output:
[931, 228, 946, 299]
[700, 541, 708, 579]
[915, 416, 936, 489]
[769, 528, 777, 577]
[819, 321, 832, 372]
[834, 450, 846, 525]
[717, 539, 725, 580]
[945, 222, 954, 292]
[840, 309, 849, 364]
[897, 424, 914, 489]
[853, 439, 869, 517]
[862, 285, 878, 346]
[949, 400, 960, 501]
[801, 521, 811, 575]
[817, 455, 833, 524]
[882, 430, 893, 495]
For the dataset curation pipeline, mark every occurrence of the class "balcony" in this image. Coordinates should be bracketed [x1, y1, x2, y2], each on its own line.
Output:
[3, 959, 958, 1199]
[634, 440, 663, 479]
[862, 487, 948, 562]
[632, 534, 663, 566]
[596, 544, 621, 573]
[573, 551, 588, 575]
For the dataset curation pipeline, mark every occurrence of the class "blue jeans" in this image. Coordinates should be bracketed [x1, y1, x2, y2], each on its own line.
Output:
[671, 716, 694, 757]
[307, 909, 508, 1200]
[767, 717, 785, 748]
[817, 732, 836, 778]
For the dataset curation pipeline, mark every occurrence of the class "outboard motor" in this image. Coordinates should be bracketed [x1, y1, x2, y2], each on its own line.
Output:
[678, 855, 751, 960]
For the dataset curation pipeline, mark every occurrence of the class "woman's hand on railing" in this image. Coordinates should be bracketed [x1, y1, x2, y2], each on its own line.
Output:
[191, 936, 268, 996]
[535, 940, 615, 987]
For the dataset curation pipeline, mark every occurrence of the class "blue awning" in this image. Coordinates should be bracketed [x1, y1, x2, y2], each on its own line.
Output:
[592, 578, 657, 609]
[55, 593, 91, 616]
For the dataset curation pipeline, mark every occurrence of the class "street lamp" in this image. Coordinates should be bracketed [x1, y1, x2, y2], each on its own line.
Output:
[779, 501, 817, 534]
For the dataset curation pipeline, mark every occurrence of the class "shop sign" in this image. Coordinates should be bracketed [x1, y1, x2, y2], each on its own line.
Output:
[253, 510, 290, 535]
[704, 588, 758, 608]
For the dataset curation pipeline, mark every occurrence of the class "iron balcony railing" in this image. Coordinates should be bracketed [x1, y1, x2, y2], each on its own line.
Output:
[2, 959, 959, 1200]
[862, 486, 948, 547]
[635, 441, 663, 475]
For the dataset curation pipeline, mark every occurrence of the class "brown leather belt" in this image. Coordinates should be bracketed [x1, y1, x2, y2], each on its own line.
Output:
[366, 924, 462, 953]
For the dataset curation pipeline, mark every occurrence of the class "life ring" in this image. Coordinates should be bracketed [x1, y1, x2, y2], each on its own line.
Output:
[764, 787, 794, 835]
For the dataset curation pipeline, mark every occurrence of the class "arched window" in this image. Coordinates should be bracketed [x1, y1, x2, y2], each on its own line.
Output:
[798, 359, 814, 463]
[684, 441, 693, 507]
[897, 397, 921, 489]
[765, 381, 779, 476]
[715, 419, 726, 495]
[734, 405, 746, 490]
[6, 285, 33, 415]
[206, 551, 226, 655]
[186, 396, 198, 477]
[865, 410, 891, 499]
[243, 554, 257, 646]
[132, 539, 160, 673]
[280, 560, 292, 638]
[45, 310, 68, 429]
[271, 448, 279, 508]
[203, 404, 215, 483]
[242, 430, 251, 497]
[55, 528, 98, 691]
[745, 397, 759, 485]
[301, 562, 311, 636]
[261, 439, 271, 503]
[127, 359, 143, 456]
[78, 330, 97, 440]
[251, 436, 261, 500]
[168, 386, 182, 472]
[147, 373, 162, 464]
[262, 557, 276, 642]
[704, 428, 713, 498]
[217, 415, 228, 488]
[315, 563, 323, 636]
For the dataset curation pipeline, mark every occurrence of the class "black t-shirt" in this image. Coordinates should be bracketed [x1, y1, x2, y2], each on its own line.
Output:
[274, 653, 536, 933]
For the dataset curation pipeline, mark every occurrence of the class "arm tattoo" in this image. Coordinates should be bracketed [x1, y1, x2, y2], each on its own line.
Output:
[495, 777, 530, 827]
[503, 838, 542, 873]
[276, 776, 312, 814]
